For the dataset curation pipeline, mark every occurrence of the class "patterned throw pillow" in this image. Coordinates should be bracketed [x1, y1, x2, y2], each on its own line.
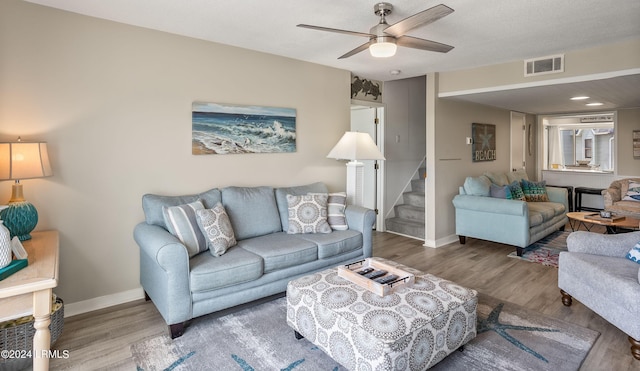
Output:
[327, 192, 348, 230]
[626, 241, 640, 264]
[162, 200, 207, 257]
[622, 181, 640, 202]
[521, 179, 550, 202]
[286, 194, 332, 234]
[507, 181, 526, 201]
[490, 183, 512, 199]
[196, 203, 237, 257]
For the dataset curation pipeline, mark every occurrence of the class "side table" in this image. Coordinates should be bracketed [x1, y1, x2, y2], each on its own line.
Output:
[574, 187, 605, 212]
[0, 230, 59, 371]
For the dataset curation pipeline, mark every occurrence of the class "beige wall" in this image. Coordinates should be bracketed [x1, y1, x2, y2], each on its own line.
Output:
[431, 98, 512, 242]
[0, 1, 351, 305]
[438, 38, 640, 93]
[617, 108, 640, 176]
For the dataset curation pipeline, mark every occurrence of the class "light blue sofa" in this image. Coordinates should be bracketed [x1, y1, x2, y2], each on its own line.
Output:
[452, 172, 568, 256]
[559, 231, 640, 360]
[133, 182, 376, 338]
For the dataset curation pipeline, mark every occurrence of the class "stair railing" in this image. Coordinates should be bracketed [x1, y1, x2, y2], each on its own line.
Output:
[385, 156, 426, 219]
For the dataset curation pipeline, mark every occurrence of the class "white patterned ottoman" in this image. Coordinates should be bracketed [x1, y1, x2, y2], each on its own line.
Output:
[286, 258, 477, 370]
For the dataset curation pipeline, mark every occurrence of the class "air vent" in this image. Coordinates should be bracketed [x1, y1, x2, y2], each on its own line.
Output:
[524, 54, 564, 77]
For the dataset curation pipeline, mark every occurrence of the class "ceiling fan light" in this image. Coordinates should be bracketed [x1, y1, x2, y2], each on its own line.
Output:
[369, 37, 397, 58]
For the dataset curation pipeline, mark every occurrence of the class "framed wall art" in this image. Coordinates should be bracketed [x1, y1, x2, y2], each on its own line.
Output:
[472, 123, 496, 162]
[192, 102, 296, 155]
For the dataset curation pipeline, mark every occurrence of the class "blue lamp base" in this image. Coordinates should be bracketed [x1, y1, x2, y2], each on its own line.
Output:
[0, 201, 38, 241]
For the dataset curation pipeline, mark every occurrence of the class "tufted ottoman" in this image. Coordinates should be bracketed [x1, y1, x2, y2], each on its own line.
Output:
[286, 258, 477, 370]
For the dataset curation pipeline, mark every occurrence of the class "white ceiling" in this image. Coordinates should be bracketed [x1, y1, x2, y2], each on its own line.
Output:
[25, 0, 640, 114]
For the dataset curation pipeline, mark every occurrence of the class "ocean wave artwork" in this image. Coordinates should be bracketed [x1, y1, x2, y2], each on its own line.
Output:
[192, 102, 296, 155]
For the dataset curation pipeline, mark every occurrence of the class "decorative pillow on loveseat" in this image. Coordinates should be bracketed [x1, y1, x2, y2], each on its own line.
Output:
[490, 183, 512, 199]
[286, 194, 332, 234]
[626, 241, 640, 264]
[521, 179, 550, 202]
[196, 202, 237, 257]
[162, 200, 208, 257]
[507, 181, 526, 201]
[622, 181, 640, 202]
[327, 192, 348, 230]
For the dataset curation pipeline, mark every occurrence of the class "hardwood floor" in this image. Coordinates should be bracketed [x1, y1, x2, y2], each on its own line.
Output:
[49, 228, 640, 370]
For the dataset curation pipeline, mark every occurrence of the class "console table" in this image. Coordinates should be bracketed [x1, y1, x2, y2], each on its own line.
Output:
[574, 187, 605, 212]
[0, 230, 59, 371]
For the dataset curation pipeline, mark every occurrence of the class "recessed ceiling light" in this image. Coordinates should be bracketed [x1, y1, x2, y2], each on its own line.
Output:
[389, 69, 401, 75]
[571, 96, 589, 100]
[586, 102, 604, 106]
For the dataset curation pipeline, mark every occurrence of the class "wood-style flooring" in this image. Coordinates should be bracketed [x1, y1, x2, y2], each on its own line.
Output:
[49, 226, 640, 370]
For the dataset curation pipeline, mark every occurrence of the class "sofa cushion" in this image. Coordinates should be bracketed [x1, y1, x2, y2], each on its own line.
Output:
[527, 201, 565, 228]
[196, 203, 237, 257]
[222, 186, 282, 240]
[521, 179, 549, 202]
[275, 182, 328, 231]
[163, 200, 208, 257]
[237, 232, 318, 273]
[189, 246, 263, 292]
[484, 172, 509, 186]
[286, 194, 332, 234]
[297, 230, 362, 259]
[327, 192, 348, 230]
[143, 188, 222, 228]
[507, 169, 529, 183]
[463, 175, 491, 196]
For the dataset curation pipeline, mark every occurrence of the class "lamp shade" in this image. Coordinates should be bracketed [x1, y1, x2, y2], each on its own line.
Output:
[0, 141, 53, 181]
[0, 140, 52, 241]
[327, 132, 385, 161]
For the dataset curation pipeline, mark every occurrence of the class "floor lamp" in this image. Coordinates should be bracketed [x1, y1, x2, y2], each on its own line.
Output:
[327, 132, 385, 207]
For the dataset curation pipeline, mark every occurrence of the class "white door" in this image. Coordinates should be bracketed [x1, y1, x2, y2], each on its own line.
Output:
[510, 112, 526, 171]
[350, 104, 384, 230]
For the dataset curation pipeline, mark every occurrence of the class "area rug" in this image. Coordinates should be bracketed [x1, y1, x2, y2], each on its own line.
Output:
[507, 230, 570, 267]
[132, 293, 598, 371]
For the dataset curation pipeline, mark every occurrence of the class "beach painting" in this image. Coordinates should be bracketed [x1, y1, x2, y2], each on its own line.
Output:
[192, 102, 296, 155]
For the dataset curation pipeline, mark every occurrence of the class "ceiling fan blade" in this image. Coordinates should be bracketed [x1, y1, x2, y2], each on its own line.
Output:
[297, 24, 373, 38]
[396, 35, 454, 53]
[338, 41, 372, 59]
[383, 4, 454, 37]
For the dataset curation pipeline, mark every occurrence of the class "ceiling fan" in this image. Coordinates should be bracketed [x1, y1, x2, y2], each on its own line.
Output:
[297, 3, 454, 59]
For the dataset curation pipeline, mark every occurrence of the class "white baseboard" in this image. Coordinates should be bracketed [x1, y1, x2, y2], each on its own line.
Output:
[424, 234, 459, 248]
[64, 287, 145, 318]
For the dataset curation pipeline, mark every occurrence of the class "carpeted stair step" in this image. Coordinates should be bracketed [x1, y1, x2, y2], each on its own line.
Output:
[402, 191, 425, 208]
[394, 204, 425, 222]
[385, 217, 425, 240]
[411, 178, 424, 192]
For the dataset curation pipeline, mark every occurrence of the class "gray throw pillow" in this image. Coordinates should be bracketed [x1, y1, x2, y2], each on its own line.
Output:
[286, 194, 332, 234]
[196, 203, 237, 257]
[327, 192, 348, 230]
[162, 200, 207, 257]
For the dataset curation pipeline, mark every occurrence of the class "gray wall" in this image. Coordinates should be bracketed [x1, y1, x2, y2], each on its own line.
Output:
[0, 0, 351, 307]
[382, 76, 426, 217]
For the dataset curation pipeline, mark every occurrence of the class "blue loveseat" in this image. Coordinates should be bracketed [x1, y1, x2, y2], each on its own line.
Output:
[452, 171, 568, 256]
[133, 182, 375, 338]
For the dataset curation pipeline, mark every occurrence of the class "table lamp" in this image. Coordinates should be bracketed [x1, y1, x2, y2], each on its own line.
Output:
[327, 132, 385, 206]
[0, 138, 53, 240]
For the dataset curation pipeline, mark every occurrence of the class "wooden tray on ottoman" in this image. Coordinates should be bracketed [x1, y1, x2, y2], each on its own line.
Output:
[338, 258, 415, 296]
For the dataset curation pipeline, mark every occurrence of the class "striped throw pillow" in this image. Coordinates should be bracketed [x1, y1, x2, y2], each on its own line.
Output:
[162, 200, 207, 257]
[327, 192, 348, 230]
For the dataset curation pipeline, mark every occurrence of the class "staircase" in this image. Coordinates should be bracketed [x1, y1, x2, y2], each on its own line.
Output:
[385, 168, 425, 240]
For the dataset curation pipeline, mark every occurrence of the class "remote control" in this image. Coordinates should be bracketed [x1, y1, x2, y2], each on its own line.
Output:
[356, 267, 374, 275]
[364, 270, 387, 279]
[374, 275, 399, 284]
